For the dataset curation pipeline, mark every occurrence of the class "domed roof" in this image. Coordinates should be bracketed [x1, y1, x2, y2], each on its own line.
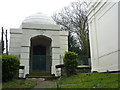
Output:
[21, 12, 60, 30]
[22, 12, 56, 25]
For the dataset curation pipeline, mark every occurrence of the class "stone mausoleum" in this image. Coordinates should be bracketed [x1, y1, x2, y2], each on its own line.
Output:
[9, 13, 68, 77]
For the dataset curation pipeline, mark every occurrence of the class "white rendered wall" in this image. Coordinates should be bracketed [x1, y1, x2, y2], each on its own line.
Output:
[88, 1, 119, 72]
[9, 29, 22, 58]
[118, 1, 120, 71]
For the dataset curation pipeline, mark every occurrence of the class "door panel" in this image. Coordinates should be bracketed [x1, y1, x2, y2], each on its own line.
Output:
[32, 55, 46, 72]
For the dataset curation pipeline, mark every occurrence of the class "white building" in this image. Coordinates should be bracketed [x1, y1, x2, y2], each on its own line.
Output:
[87, 1, 120, 72]
[9, 13, 68, 77]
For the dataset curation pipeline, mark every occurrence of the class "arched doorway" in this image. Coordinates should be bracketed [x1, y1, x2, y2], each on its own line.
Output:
[30, 35, 52, 73]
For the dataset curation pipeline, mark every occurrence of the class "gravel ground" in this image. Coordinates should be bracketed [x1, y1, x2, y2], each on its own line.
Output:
[27, 78, 57, 88]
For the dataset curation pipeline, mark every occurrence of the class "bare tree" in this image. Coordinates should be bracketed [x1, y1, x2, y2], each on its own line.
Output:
[52, 0, 90, 56]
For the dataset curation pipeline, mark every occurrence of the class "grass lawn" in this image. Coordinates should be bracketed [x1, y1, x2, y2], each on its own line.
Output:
[59, 72, 120, 88]
[2, 79, 37, 89]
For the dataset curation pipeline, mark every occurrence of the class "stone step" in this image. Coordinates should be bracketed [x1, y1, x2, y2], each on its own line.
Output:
[27, 76, 59, 80]
[76, 65, 91, 73]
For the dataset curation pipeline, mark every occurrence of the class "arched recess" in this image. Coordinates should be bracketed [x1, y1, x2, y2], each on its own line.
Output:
[29, 35, 52, 73]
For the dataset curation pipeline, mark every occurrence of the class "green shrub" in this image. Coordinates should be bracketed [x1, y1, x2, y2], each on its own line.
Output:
[1, 54, 20, 82]
[63, 51, 78, 77]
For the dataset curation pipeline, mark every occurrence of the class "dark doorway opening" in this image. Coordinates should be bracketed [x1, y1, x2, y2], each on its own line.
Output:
[33, 45, 46, 55]
[30, 35, 52, 73]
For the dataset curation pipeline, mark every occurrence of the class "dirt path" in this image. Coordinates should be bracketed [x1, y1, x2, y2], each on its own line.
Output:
[27, 78, 57, 88]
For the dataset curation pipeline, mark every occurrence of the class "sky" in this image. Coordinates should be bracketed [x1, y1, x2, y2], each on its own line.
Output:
[0, 0, 77, 29]
[0, 0, 77, 52]
[0, 0, 119, 31]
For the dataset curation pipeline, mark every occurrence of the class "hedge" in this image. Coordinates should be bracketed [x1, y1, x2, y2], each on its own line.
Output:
[63, 51, 78, 77]
[1, 54, 20, 82]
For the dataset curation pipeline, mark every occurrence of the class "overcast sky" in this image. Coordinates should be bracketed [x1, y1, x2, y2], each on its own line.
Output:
[0, 0, 78, 52]
[0, 0, 77, 29]
[0, 0, 119, 52]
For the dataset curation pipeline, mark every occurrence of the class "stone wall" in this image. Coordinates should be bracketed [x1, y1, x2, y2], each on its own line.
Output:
[9, 28, 68, 76]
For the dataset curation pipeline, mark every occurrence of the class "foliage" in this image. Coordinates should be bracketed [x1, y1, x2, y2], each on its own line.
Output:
[52, 0, 90, 57]
[68, 32, 81, 54]
[63, 51, 78, 77]
[2, 79, 37, 88]
[59, 73, 119, 88]
[1, 54, 20, 82]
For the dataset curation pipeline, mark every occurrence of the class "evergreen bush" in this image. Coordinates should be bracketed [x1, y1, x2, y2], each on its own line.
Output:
[1, 54, 20, 82]
[63, 51, 78, 77]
